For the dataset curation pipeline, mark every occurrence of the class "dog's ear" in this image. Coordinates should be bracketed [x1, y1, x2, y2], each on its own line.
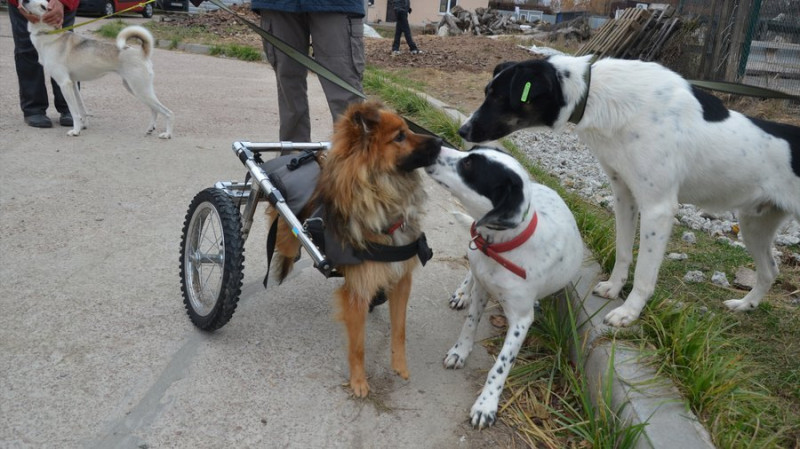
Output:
[350, 103, 382, 137]
[475, 174, 525, 230]
[508, 63, 554, 108]
[492, 61, 518, 78]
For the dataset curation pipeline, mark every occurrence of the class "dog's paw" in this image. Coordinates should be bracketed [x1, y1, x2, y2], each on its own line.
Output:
[470, 401, 498, 429]
[67, 129, 81, 137]
[158, 132, 172, 139]
[603, 305, 640, 327]
[723, 298, 759, 312]
[349, 377, 370, 398]
[449, 291, 469, 309]
[392, 358, 410, 380]
[443, 345, 469, 369]
[593, 280, 621, 299]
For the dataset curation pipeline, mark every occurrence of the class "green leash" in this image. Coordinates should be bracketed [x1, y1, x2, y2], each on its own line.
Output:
[688, 79, 800, 101]
[44, 0, 156, 35]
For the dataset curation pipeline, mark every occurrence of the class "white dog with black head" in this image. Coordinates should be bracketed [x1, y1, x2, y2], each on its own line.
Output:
[425, 145, 583, 429]
[459, 55, 800, 327]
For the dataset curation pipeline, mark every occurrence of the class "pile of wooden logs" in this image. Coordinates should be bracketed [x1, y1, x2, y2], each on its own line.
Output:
[436, 6, 526, 36]
[576, 7, 680, 61]
[528, 16, 592, 42]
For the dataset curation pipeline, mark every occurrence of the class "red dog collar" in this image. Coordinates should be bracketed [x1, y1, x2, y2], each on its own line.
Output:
[469, 212, 538, 279]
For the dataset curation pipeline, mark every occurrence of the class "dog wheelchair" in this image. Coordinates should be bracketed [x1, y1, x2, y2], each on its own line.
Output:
[179, 141, 336, 331]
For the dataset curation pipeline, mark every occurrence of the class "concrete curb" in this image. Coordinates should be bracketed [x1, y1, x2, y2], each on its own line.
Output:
[560, 255, 716, 449]
[158, 39, 716, 448]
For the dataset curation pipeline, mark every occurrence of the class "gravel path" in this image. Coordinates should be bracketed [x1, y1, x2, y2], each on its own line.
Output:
[511, 127, 800, 252]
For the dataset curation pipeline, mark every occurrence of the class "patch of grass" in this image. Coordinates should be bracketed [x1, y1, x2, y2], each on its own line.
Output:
[146, 20, 220, 47]
[209, 44, 262, 61]
[631, 227, 800, 448]
[364, 68, 464, 147]
[496, 293, 647, 448]
[95, 19, 129, 39]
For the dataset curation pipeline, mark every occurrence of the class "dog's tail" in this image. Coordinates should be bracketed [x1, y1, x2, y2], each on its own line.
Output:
[267, 208, 301, 284]
[116, 25, 155, 59]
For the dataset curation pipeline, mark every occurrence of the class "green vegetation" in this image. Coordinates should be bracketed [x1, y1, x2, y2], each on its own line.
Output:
[209, 44, 262, 61]
[95, 19, 128, 39]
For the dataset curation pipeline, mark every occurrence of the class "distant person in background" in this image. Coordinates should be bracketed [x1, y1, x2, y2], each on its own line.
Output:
[252, 0, 366, 142]
[9, 0, 78, 128]
[391, 0, 421, 56]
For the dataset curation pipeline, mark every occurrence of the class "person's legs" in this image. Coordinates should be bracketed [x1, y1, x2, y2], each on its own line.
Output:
[260, 11, 311, 142]
[396, 10, 418, 51]
[391, 10, 403, 52]
[9, 6, 49, 119]
[309, 13, 365, 125]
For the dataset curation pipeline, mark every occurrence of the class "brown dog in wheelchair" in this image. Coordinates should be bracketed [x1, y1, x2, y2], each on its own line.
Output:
[267, 101, 442, 397]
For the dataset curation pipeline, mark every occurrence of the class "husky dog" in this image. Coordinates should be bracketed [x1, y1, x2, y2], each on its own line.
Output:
[24, 0, 173, 138]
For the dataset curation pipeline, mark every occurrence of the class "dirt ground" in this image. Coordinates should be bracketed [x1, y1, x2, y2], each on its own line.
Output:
[159, 5, 800, 125]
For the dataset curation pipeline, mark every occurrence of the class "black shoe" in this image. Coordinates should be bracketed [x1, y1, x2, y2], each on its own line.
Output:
[59, 112, 73, 127]
[24, 114, 53, 128]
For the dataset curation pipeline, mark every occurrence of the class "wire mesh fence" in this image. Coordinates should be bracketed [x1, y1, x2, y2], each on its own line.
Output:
[670, 0, 800, 96]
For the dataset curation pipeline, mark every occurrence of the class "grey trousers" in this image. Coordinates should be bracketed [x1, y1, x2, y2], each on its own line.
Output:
[260, 11, 365, 142]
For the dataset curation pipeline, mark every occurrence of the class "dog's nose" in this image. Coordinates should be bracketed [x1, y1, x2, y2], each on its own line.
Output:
[458, 123, 471, 139]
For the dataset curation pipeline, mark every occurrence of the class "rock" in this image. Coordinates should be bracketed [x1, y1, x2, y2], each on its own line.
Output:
[716, 236, 733, 246]
[733, 267, 757, 290]
[681, 231, 697, 244]
[711, 271, 730, 288]
[776, 234, 800, 246]
[667, 252, 688, 260]
[684, 270, 705, 283]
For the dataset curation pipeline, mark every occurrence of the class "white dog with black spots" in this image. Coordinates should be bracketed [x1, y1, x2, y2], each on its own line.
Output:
[425, 146, 583, 428]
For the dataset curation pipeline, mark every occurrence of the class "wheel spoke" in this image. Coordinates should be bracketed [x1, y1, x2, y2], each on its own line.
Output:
[184, 202, 227, 316]
[181, 189, 243, 330]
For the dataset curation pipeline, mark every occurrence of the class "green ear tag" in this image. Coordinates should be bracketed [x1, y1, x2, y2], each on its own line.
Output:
[520, 81, 532, 102]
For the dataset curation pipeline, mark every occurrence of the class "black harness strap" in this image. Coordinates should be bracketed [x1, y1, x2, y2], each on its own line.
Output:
[355, 233, 433, 266]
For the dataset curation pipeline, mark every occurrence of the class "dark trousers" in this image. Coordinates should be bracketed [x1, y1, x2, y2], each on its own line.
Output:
[391, 9, 417, 52]
[9, 6, 77, 117]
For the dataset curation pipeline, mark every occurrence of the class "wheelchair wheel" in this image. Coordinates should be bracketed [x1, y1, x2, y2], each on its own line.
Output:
[180, 187, 245, 331]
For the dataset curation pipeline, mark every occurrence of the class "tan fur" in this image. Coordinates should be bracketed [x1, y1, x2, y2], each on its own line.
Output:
[266, 101, 439, 397]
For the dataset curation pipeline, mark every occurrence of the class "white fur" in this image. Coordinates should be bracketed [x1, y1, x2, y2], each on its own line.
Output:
[426, 146, 583, 428]
[25, 0, 173, 138]
[535, 56, 800, 326]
